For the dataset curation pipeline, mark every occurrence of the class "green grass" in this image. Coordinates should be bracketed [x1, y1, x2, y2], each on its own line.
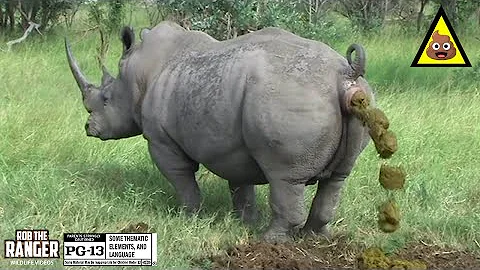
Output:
[0, 17, 479, 269]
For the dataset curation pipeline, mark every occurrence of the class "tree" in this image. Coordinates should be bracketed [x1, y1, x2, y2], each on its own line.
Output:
[6, 0, 15, 31]
[0, 1, 3, 29]
[417, 0, 429, 31]
[0, 0, 84, 32]
[440, 0, 457, 27]
[336, 0, 399, 31]
[457, 0, 480, 26]
[84, 0, 129, 68]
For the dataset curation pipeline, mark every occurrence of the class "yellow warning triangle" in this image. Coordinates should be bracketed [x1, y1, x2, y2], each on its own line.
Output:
[411, 6, 471, 67]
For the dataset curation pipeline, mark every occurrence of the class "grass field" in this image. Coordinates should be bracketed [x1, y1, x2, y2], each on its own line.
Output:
[0, 16, 479, 269]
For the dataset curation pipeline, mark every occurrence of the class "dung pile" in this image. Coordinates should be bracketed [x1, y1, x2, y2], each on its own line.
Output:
[208, 236, 434, 270]
[210, 236, 360, 270]
[349, 90, 406, 233]
[358, 247, 427, 270]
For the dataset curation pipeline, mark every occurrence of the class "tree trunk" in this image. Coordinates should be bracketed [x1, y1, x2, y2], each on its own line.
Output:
[477, 6, 480, 26]
[417, 0, 428, 31]
[383, 0, 389, 26]
[440, 0, 457, 27]
[309, 0, 312, 24]
[7, 0, 16, 31]
[2, 2, 7, 27]
[20, 0, 40, 26]
[31, 0, 39, 22]
[0, 3, 4, 29]
[40, 0, 50, 30]
[19, 0, 29, 29]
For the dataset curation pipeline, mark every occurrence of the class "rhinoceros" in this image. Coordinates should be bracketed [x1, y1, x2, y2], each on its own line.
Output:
[65, 21, 375, 243]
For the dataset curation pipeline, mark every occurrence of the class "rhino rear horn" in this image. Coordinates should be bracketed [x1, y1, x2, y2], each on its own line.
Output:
[101, 65, 115, 86]
[65, 38, 93, 98]
[346, 44, 366, 80]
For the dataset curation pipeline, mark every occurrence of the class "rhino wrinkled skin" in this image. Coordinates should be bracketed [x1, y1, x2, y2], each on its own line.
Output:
[65, 21, 374, 243]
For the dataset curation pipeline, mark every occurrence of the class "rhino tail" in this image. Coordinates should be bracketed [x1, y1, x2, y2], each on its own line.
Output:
[346, 43, 366, 80]
[341, 43, 367, 115]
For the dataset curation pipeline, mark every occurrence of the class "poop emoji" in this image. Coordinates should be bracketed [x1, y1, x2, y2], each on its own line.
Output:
[426, 30, 456, 60]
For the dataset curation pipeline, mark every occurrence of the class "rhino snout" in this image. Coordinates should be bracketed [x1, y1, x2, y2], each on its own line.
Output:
[85, 122, 92, 136]
[85, 119, 100, 137]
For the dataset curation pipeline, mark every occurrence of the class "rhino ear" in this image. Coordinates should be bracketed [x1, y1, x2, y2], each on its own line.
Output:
[121, 26, 135, 55]
[140, 28, 150, 41]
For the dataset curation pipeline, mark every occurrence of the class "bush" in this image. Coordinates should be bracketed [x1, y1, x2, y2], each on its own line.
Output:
[142, 0, 346, 43]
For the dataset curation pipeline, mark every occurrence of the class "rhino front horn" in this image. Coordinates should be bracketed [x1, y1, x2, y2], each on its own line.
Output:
[65, 38, 93, 98]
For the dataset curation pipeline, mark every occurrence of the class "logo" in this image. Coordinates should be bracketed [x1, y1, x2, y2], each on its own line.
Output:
[63, 233, 157, 266]
[4, 230, 60, 258]
[411, 6, 471, 67]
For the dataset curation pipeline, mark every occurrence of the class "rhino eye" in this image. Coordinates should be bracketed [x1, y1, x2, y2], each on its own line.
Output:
[101, 93, 109, 106]
[432, 42, 440, 50]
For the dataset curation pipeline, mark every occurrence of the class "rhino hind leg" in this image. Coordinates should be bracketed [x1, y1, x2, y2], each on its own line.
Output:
[147, 140, 201, 213]
[302, 116, 370, 238]
[263, 180, 306, 243]
[229, 183, 258, 224]
[302, 174, 345, 238]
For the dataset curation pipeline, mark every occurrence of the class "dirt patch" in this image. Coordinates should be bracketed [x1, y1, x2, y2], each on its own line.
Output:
[211, 235, 359, 270]
[396, 243, 480, 270]
[209, 236, 480, 269]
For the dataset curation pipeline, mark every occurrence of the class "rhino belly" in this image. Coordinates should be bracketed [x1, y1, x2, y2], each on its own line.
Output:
[201, 148, 268, 185]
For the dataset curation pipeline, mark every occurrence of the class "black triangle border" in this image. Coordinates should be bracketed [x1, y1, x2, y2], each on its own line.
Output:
[411, 6, 471, 67]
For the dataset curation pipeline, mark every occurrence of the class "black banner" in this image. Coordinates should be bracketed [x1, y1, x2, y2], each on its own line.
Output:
[63, 233, 106, 242]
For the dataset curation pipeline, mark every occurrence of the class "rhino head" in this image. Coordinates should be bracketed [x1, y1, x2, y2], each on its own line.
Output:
[65, 27, 142, 140]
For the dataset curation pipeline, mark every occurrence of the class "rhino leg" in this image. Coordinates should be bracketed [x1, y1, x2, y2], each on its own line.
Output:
[147, 140, 201, 213]
[229, 183, 258, 224]
[303, 116, 370, 237]
[263, 180, 306, 243]
[302, 175, 345, 238]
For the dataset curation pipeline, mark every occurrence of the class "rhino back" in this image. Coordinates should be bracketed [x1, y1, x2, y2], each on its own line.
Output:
[141, 29, 347, 182]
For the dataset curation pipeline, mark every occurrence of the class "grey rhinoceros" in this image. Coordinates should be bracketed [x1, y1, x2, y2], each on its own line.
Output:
[65, 21, 374, 243]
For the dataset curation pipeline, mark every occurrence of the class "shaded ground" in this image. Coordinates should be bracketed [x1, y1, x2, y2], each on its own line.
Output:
[209, 235, 480, 269]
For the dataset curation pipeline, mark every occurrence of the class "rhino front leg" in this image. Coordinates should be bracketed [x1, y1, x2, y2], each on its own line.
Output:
[263, 180, 305, 243]
[229, 183, 258, 224]
[148, 140, 201, 213]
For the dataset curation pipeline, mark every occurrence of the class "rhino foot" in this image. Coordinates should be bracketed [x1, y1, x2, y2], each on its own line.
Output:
[262, 229, 292, 244]
[179, 204, 201, 216]
[229, 183, 258, 225]
[236, 207, 258, 225]
[299, 225, 332, 240]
